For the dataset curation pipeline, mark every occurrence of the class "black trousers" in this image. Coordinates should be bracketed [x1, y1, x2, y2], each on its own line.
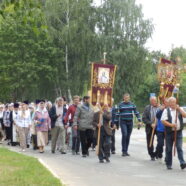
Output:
[146, 128, 157, 158]
[79, 129, 93, 155]
[32, 134, 38, 150]
[5, 126, 12, 141]
[98, 127, 111, 160]
[111, 129, 116, 152]
[72, 129, 80, 152]
[156, 131, 165, 159]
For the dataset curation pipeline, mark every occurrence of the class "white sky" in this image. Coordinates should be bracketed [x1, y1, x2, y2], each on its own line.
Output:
[94, 0, 186, 55]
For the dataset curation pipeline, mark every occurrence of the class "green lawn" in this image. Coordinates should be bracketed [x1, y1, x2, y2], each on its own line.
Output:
[0, 147, 62, 186]
[183, 137, 186, 143]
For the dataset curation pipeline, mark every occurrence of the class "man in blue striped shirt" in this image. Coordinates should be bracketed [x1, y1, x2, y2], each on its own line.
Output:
[115, 93, 141, 156]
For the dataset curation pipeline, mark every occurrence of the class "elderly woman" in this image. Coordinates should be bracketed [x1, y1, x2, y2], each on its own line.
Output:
[15, 102, 31, 152]
[34, 100, 51, 153]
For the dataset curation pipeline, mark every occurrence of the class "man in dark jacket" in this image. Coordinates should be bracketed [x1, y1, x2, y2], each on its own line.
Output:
[93, 104, 112, 163]
[3, 104, 13, 145]
[161, 97, 186, 170]
[142, 96, 158, 161]
[49, 97, 67, 154]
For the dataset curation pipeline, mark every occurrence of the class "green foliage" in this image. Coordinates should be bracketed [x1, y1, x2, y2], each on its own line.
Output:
[0, 0, 157, 106]
[0, 0, 63, 102]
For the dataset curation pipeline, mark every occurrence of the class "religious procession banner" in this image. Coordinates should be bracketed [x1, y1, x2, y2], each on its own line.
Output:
[90, 63, 117, 107]
[157, 58, 181, 101]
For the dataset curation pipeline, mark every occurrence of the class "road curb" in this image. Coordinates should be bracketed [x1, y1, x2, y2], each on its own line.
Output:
[38, 158, 64, 186]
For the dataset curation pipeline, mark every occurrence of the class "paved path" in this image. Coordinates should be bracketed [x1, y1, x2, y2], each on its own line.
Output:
[5, 129, 186, 186]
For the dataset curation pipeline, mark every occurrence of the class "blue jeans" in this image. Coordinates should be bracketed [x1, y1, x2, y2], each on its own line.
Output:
[166, 130, 185, 166]
[156, 131, 165, 158]
[120, 120, 133, 153]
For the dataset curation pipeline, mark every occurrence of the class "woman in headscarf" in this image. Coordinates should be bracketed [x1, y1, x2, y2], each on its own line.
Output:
[34, 100, 51, 153]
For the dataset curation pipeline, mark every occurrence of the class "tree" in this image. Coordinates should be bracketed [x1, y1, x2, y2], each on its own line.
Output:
[44, 0, 97, 99]
[0, 0, 63, 101]
[95, 0, 154, 104]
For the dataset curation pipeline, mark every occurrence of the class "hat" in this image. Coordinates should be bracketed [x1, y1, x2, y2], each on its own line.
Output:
[39, 99, 45, 103]
[35, 99, 40, 105]
[23, 100, 29, 105]
[14, 103, 19, 108]
[8, 103, 13, 107]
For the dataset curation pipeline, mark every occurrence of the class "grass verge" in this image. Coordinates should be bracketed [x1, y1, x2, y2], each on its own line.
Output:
[183, 137, 186, 143]
[0, 147, 62, 186]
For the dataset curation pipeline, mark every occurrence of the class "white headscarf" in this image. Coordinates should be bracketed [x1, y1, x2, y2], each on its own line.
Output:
[36, 103, 47, 115]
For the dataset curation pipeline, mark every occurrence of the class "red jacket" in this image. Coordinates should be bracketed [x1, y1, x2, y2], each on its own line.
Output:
[64, 104, 77, 125]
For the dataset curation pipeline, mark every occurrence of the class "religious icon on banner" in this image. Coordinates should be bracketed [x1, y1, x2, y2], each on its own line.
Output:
[98, 67, 110, 84]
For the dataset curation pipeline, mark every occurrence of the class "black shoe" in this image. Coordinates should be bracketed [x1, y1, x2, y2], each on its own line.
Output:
[151, 157, 155, 161]
[27, 144, 30, 148]
[82, 154, 86, 158]
[126, 153, 130, 156]
[61, 152, 66, 154]
[105, 157, 110, 163]
[122, 152, 127, 157]
[76, 152, 80, 155]
[167, 165, 172, 170]
[112, 151, 116, 154]
[87, 151, 89, 156]
[180, 163, 186, 170]
[51, 150, 55, 154]
[99, 160, 104, 163]
[72, 150, 76, 155]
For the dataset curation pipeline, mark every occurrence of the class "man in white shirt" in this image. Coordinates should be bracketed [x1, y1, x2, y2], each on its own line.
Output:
[161, 97, 186, 170]
[49, 97, 68, 154]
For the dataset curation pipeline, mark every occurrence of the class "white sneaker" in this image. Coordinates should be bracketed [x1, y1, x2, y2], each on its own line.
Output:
[22, 149, 26, 152]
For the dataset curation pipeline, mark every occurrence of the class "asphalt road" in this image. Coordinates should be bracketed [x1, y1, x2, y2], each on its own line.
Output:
[6, 128, 186, 186]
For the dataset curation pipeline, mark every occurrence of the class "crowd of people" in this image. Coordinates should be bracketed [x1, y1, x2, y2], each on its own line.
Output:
[0, 93, 186, 170]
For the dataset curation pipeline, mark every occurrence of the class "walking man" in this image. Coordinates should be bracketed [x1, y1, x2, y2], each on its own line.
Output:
[116, 93, 141, 157]
[49, 97, 67, 154]
[142, 96, 158, 161]
[73, 96, 94, 157]
[64, 95, 80, 155]
[161, 97, 186, 170]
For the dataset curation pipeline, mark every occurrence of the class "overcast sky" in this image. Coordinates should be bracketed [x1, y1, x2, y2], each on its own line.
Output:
[94, 0, 186, 55]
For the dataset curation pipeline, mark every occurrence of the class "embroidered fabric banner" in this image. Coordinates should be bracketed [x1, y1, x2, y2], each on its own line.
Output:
[157, 58, 179, 100]
[91, 63, 117, 107]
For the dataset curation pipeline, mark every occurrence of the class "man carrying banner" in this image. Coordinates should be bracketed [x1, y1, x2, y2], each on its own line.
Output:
[142, 96, 158, 161]
[93, 104, 112, 163]
[161, 97, 186, 170]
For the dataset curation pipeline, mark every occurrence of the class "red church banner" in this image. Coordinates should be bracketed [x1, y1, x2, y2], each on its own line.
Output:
[157, 58, 178, 100]
[90, 63, 117, 107]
